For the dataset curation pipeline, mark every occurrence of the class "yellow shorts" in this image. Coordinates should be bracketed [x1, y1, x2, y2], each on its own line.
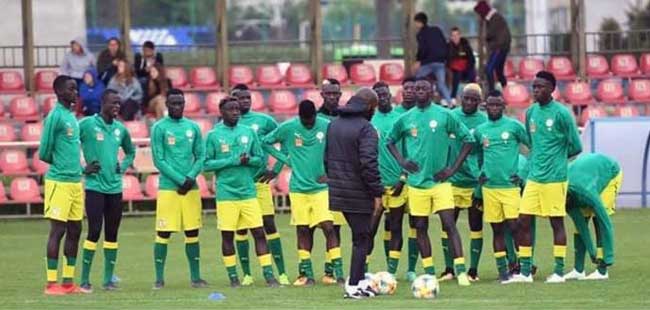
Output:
[582, 171, 623, 217]
[156, 190, 202, 232]
[217, 198, 263, 231]
[382, 186, 408, 209]
[407, 183, 455, 216]
[520, 180, 568, 217]
[256, 182, 275, 216]
[483, 187, 521, 223]
[290, 191, 333, 227]
[44, 180, 84, 222]
[452, 186, 474, 209]
[332, 211, 347, 226]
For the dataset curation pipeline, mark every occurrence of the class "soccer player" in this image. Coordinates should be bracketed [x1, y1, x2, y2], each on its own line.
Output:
[369, 82, 407, 276]
[473, 90, 530, 283]
[230, 84, 289, 286]
[506, 71, 582, 284]
[41, 75, 84, 295]
[204, 96, 279, 287]
[388, 79, 475, 286]
[396, 76, 420, 281]
[262, 100, 345, 286]
[78, 89, 135, 292]
[564, 153, 621, 281]
[151, 89, 207, 289]
[441, 83, 487, 282]
[317, 79, 346, 283]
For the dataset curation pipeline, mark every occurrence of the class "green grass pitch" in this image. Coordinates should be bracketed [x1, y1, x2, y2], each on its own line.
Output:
[1, 209, 649, 310]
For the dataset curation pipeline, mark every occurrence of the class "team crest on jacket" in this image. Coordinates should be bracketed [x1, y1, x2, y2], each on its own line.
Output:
[429, 120, 438, 130]
[449, 133, 456, 139]
[241, 135, 249, 144]
[410, 127, 418, 137]
[545, 118, 554, 130]
[251, 124, 259, 132]
[316, 131, 325, 143]
[501, 132, 510, 140]
[96, 132, 104, 141]
[114, 128, 121, 137]
[482, 136, 490, 147]
[186, 129, 193, 138]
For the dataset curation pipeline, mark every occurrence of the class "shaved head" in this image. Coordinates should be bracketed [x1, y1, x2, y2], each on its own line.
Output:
[355, 87, 379, 110]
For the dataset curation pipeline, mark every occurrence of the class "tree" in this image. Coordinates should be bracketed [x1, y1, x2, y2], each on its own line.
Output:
[598, 18, 624, 54]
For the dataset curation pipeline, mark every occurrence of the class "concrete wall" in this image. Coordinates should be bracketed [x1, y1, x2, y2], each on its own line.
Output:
[0, 0, 86, 46]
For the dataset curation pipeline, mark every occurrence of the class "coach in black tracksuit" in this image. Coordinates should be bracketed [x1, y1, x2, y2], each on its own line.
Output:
[325, 90, 384, 298]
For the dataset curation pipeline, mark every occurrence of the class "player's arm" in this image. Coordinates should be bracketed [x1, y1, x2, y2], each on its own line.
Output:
[151, 124, 186, 186]
[38, 111, 60, 164]
[119, 127, 136, 173]
[262, 125, 290, 167]
[563, 109, 583, 158]
[515, 120, 531, 150]
[387, 117, 418, 173]
[187, 124, 205, 179]
[246, 133, 264, 167]
[439, 116, 475, 180]
[203, 132, 238, 172]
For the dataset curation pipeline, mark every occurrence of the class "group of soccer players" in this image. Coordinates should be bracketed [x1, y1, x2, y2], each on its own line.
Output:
[40, 68, 621, 296]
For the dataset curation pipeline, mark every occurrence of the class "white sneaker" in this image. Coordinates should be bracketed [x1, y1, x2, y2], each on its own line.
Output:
[581, 270, 608, 281]
[564, 269, 586, 280]
[357, 280, 376, 297]
[502, 273, 533, 284]
[545, 273, 566, 284]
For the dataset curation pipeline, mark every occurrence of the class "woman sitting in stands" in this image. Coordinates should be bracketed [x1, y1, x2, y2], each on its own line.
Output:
[107, 58, 143, 121]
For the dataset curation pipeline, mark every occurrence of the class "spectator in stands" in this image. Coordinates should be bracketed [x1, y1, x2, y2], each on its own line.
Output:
[144, 64, 172, 120]
[448, 27, 476, 102]
[134, 41, 164, 85]
[412, 12, 453, 107]
[79, 69, 105, 116]
[475, 0, 511, 92]
[60, 37, 96, 86]
[96, 37, 126, 85]
[107, 58, 143, 121]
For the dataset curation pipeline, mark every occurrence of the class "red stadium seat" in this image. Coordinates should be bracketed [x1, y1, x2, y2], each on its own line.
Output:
[0, 98, 5, 118]
[196, 174, 212, 198]
[10, 177, 41, 202]
[183, 93, 202, 117]
[503, 83, 531, 108]
[587, 55, 611, 79]
[205, 92, 226, 116]
[124, 121, 149, 139]
[35, 70, 57, 92]
[596, 79, 626, 104]
[122, 175, 144, 201]
[302, 89, 323, 108]
[0, 71, 25, 93]
[564, 81, 593, 105]
[552, 88, 563, 102]
[0, 149, 30, 175]
[629, 79, 650, 104]
[145, 174, 159, 198]
[379, 63, 404, 85]
[546, 56, 575, 80]
[285, 64, 313, 87]
[42, 96, 57, 116]
[189, 66, 219, 90]
[229, 65, 255, 86]
[251, 91, 266, 112]
[322, 63, 349, 84]
[393, 89, 403, 104]
[518, 57, 544, 81]
[611, 54, 640, 78]
[0, 123, 16, 142]
[20, 122, 42, 142]
[10, 96, 39, 121]
[256, 65, 284, 88]
[275, 169, 291, 194]
[580, 106, 607, 126]
[504, 59, 516, 79]
[194, 119, 213, 137]
[269, 90, 298, 114]
[32, 151, 49, 175]
[615, 105, 640, 117]
[640, 53, 650, 75]
[350, 63, 377, 85]
[165, 67, 190, 89]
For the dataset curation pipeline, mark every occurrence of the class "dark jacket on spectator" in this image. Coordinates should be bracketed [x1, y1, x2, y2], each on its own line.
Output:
[325, 97, 384, 214]
[79, 69, 105, 116]
[416, 25, 449, 65]
[134, 52, 164, 79]
[96, 49, 126, 84]
[448, 37, 476, 72]
[486, 12, 511, 52]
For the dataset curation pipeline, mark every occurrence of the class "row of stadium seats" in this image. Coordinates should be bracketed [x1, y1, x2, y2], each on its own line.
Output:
[503, 78, 650, 107]
[0, 166, 293, 204]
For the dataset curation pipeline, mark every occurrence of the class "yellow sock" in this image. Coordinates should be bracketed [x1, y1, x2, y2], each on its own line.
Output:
[235, 233, 248, 242]
[408, 228, 417, 239]
[383, 231, 391, 241]
[553, 245, 567, 258]
[328, 247, 342, 260]
[389, 250, 401, 259]
[104, 241, 119, 249]
[83, 240, 97, 250]
[258, 254, 272, 267]
[223, 255, 237, 267]
[494, 251, 507, 258]
[266, 232, 280, 241]
[596, 247, 604, 260]
[155, 236, 170, 244]
[453, 257, 465, 265]
[422, 257, 434, 268]
[470, 231, 483, 239]
[298, 250, 311, 260]
[519, 246, 533, 258]
[62, 257, 75, 279]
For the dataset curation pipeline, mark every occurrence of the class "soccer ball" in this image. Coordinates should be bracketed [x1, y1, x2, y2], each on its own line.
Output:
[364, 273, 380, 292]
[374, 271, 397, 295]
[411, 274, 440, 299]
